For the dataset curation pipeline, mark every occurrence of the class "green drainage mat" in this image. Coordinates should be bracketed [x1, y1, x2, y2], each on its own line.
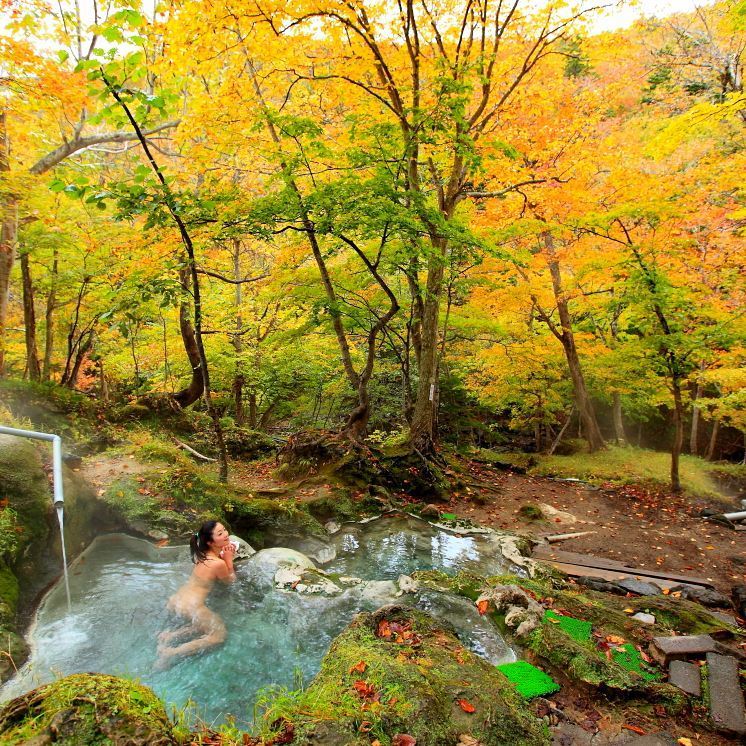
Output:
[611, 643, 659, 681]
[497, 660, 560, 699]
[543, 610, 592, 642]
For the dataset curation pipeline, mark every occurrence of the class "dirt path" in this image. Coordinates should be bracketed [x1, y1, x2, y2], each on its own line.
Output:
[439, 463, 745, 594]
[79, 453, 150, 493]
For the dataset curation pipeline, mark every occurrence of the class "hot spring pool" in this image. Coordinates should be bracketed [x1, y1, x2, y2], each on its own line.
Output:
[1, 516, 516, 727]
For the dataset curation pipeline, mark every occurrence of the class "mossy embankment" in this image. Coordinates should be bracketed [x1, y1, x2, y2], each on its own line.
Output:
[480, 444, 745, 500]
[413, 569, 744, 725]
[254, 604, 549, 746]
[92, 435, 383, 547]
[0, 432, 121, 682]
[0, 673, 175, 745]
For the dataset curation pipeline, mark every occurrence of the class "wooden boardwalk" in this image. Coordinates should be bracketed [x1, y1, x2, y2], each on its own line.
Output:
[531, 546, 714, 590]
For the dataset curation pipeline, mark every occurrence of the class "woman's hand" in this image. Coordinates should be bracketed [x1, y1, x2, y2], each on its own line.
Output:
[220, 542, 236, 560]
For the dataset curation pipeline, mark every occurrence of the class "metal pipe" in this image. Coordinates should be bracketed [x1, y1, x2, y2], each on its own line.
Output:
[722, 510, 746, 521]
[0, 424, 71, 610]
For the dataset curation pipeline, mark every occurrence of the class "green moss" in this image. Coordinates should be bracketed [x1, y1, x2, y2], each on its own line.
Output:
[497, 444, 736, 500]
[0, 673, 174, 745]
[497, 661, 560, 699]
[0, 436, 50, 561]
[228, 496, 324, 538]
[611, 643, 660, 681]
[518, 504, 544, 520]
[101, 477, 160, 523]
[0, 626, 29, 684]
[0, 565, 19, 616]
[256, 606, 549, 745]
[543, 611, 592, 642]
[627, 596, 741, 638]
[412, 569, 485, 601]
[306, 489, 380, 522]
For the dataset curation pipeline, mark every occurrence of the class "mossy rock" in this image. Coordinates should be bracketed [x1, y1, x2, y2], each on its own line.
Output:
[408, 572, 691, 709]
[0, 673, 175, 745]
[0, 627, 28, 684]
[0, 435, 51, 563]
[226, 496, 324, 545]
[0, 565, 20, 620]
[191, 425, 277, 459]
[258, 605, 549, 745]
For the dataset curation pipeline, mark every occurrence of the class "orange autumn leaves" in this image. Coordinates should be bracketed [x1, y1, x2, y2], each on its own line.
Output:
[347, 616, 479, 725]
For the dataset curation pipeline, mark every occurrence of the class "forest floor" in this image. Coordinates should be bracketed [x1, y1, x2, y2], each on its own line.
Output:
[441, 463, 746, 594]
[228, 454, 745, 594]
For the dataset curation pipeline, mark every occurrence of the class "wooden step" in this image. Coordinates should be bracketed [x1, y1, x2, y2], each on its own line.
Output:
[539, 560, 686, 591]
[532, 546, 714, 588]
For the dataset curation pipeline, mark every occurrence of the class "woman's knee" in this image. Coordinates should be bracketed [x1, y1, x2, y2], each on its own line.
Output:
[206, 627, 226, 646]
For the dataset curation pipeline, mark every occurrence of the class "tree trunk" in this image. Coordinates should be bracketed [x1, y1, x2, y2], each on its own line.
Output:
[409, 240, 446, 454]
[0, 111, 17, 378]
[172, 289, 204, 408]
[670, 377, 684, 493]
[248, 391, 257, 429]
[548, 406, 575, 455]
[543, 233, 605, 452]
[99, 358, 109, 403]
[705, 419, 720, 461]
[612, 392, 626, 444]
[20, 249, 41, 381]
[231, 239, 246, 425]
[690, 369, 704, 454]
[65, 330, 93, 389]
[42, 248, 58, 381]
[406, 256, 423, 366]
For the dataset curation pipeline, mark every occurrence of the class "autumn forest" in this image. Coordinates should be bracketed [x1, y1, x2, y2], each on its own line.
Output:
[1, 0, 744, 492]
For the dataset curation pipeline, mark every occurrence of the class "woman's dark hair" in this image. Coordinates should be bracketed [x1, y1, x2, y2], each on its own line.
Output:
[190, 520, 218, 564]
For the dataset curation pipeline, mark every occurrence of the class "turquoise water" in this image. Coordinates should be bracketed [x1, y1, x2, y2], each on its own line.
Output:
[2, 518, 515, 728]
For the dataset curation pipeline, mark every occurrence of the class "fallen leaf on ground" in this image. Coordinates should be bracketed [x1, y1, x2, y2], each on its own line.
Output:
[349, 660, 367, 674]
[457, 698, 476, 713]
[606, 635, 625, 644]
[677, 739, 693, 746]
[353, 680, 377, 700]
[621, 724, 645, 735]
[458, 737, 482, 746]
[377, 620, 392, 638]
[476, 599, 489, 615]
[392, 735, 417, 746]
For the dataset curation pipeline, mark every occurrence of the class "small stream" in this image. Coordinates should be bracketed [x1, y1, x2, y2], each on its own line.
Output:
[1, 516, 516, 727]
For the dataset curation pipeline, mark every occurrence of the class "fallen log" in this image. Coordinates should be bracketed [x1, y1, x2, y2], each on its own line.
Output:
[174, 439, 217, 462]
[544, 531, 596, 543]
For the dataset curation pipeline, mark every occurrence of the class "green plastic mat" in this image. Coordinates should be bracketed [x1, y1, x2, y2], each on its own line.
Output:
[543, 610, 592, 642]
[497, 660, 560, 699]
[610, 643, 659, 681]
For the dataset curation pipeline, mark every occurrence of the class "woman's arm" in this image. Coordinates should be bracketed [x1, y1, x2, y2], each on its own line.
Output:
[215, 545, 236, 582]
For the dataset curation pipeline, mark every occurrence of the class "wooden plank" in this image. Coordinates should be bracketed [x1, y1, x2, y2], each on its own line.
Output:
[532, 546, 713, 587]
[539, 561, 689, 591]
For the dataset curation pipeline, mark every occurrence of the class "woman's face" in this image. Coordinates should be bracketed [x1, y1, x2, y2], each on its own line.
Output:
[209, 522, 230, 549]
